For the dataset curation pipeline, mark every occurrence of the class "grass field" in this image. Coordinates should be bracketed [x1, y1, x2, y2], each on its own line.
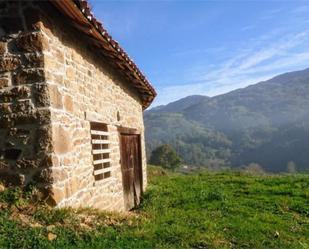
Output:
[0, 166, 308, 249]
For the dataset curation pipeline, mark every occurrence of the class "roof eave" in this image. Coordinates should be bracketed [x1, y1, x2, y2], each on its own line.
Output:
[49, 0, 156, 109]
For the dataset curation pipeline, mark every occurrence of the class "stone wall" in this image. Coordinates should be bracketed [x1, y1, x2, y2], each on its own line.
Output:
[0, 1, 148, 211]
[39, 3, 148, 210]
[0, 1, 52, 189]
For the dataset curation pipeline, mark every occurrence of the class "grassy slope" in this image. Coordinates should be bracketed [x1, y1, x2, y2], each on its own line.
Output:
[0, 167, 308, 249]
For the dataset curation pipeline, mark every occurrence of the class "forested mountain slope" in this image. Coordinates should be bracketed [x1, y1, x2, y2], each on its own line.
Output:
[145, 68, 309, 172]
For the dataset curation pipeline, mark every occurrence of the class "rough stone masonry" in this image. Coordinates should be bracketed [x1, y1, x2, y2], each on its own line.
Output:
[0, 0, 156, 211]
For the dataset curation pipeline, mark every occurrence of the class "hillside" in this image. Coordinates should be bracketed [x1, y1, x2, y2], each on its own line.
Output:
[0, 168, 308, 248]
[145, 68, 309, 172]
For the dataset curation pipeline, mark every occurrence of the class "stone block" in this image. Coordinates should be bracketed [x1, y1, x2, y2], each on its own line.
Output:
[54, 49, 64, 63]
[15, 32, 47, 53]
[33, 83, 50, 107]
[0, 56, 21, 72]
[0, 42, 6, 55]
[39, 155, 53, 168]
[48, 187, 65, 205]
[9, 86, 31, 99]
[15, 159, 37, 169]
[50, 155, 59, 167]
[13, 69, 45, 85]
[12, 99, 34, 113]
[0, 78, 9, 89]
[52, 168, 68, 182]
[34, 168, 53, 184]
[36, 109, 51, 125]
[49, 85, 63, 109]
[35, 126, 52, 153]
[0, 103, 12, 114]
[0, 115, 12, 128]
[70, 176, 79, 195]
[0, 171, 22, 186]
[13, 111, 37, 125]
[0, 161, 9, 170]
[52, 125, 72, 154]
[66, 67, 75, 81]
[44, 55, 58, 70]
[63, 94, 74, 112]
[8, 128, 31, 145]
[23, 53, 44, 68]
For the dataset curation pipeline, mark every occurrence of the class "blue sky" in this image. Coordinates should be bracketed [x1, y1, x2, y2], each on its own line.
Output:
[90, 0, 309, 107]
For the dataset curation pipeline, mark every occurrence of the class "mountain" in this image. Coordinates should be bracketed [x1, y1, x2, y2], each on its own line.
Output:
[147, 95, 208, 113]
[145, 68, 309, 172]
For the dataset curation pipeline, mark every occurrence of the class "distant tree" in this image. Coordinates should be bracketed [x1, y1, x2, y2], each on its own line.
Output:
[286, 161, 297, 173]
[244, 163, 265, 175]
[149, 144, 182, 170]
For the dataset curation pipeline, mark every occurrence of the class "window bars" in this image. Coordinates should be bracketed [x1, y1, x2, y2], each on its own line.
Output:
[90, 122, 112, 181]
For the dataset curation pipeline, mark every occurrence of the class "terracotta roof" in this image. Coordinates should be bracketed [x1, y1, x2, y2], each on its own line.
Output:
[50, 0, 156, 109]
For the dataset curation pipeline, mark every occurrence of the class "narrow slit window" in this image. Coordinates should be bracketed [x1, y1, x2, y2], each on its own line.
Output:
[90, 122, 111, 181]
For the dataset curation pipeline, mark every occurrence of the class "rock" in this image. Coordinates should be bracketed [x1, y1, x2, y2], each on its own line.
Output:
[47, 232, 57, 241]
[0, 171, 22, 186]
[80, 223, 91, 230]
[23, 53, 44, 68]
[33, 83, 50, 107]
[35, 126, 52, 153]
[52, 126, 72, 154]
[12, 69, 45, 85]
[49, 85, 62, 109]
[30, 222, 42, 228]
[39, 155, 53, 168]
[0, 161, 9, 170]
[0, 56, 21, 72]
[66, 67, 74, 81]
[0, 183, 5, 192]
[19, 174, 25, 185]
[0, 86, 31, 102]
[36, 109, 51, 125]
[13, 111, 37, 125]
[0, 103, 12, 114]
[0, 42, 6, 55]
[46, 224, 55, 231]
[63, 94, 74, 112]
[12, 99, 34, 113]
[15, 159, 37, 169]
[274, 231, 280, 238]
[33, 168, 53, 184]
[0, 78, 9, 89]
[47, 187, 65, 205]
[18, 214, 30, 224]
[15, 32, 46, 53]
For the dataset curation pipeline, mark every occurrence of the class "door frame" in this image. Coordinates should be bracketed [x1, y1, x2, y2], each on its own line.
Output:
[118, 126, 143, 208]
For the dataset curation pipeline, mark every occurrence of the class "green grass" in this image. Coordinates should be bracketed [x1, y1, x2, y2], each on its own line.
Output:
[0, 166, 308, 249]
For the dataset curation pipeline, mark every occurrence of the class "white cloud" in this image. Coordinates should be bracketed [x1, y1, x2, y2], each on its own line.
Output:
[152, 28, 309, 107]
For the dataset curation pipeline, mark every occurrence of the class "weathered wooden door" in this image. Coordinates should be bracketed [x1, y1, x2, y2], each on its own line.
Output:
[120, 133, 143, 210]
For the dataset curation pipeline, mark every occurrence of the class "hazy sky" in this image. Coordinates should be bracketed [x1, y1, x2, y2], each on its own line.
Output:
[90, 0, 309, 107]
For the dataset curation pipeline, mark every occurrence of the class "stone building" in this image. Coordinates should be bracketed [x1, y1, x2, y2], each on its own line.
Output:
[0, 0, 156, 211]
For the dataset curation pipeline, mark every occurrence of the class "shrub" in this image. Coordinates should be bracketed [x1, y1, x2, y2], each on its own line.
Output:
[149, 144, 182, 170]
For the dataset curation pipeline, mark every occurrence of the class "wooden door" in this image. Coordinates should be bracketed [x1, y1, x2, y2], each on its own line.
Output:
[120, 133, 143, 210]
